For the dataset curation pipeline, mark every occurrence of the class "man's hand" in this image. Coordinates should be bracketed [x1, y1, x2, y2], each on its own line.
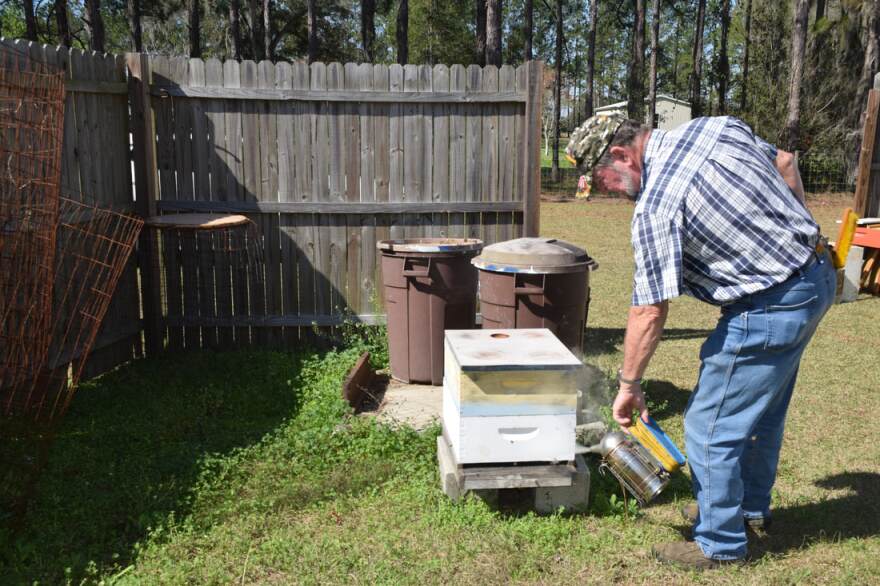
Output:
[613, 382, 649, 428]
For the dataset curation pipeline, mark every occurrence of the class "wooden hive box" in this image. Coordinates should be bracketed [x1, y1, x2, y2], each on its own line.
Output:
[442, 329, 581, 464]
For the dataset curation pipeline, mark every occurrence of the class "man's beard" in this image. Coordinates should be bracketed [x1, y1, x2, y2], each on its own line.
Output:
[618, 168, 639, 200]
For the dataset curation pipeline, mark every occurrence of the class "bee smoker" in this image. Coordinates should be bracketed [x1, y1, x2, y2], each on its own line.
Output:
[597, 431, 670, 506]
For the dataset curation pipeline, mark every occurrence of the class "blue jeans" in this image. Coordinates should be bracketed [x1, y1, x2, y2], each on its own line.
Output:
[684, 251, 836, 560]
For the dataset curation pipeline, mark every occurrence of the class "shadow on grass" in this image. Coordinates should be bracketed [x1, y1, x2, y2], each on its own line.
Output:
[751, 472, 880, 557]
[0, 350, 303, 583]
[584, 327, 714, 357]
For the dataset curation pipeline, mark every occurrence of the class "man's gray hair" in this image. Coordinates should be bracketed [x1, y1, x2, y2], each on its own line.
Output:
[593, 119, 651, 171]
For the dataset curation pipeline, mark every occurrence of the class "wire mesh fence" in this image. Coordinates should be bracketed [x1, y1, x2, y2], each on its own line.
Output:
[0, 45, 66, 418]
[540, 154, 856, 198]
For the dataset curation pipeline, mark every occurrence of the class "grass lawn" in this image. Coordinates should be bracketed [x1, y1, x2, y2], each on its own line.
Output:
[540, 146, 576, 169]
[2, 195, 879, 584]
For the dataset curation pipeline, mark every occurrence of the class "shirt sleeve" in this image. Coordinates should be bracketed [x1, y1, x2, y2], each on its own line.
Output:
[631, 212, 684, 306]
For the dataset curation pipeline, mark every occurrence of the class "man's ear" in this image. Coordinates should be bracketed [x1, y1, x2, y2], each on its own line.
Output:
[608, 145, 630, 163]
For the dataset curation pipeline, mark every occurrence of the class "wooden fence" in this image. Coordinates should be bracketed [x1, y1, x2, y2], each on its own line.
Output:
[131, 55, 543, 351]
[3, 39, 544, 361]
[1, 38, 141, 377]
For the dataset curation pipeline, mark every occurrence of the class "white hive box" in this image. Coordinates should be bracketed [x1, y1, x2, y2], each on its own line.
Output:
[443, 328, 581, 464]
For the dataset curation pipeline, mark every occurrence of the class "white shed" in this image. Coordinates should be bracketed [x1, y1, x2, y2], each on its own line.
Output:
[595, 94, 692, 130]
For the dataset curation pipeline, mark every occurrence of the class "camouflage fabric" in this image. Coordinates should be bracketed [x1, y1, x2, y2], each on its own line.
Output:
[565, 112, 626, 172]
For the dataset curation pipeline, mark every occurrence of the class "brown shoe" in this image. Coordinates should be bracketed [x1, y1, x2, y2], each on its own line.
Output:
[652, 540, 744, 570]
[680, 503, 772, 533]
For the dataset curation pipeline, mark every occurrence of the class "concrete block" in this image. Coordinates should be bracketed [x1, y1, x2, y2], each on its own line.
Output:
[534, 454, 590, 514]
[840, 245, 864, 303]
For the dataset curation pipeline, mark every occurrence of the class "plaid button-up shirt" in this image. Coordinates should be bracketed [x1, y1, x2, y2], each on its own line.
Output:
[631, 116, 820, 306]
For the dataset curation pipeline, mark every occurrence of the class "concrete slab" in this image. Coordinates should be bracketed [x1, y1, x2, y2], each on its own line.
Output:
[370, 378, 442, 430]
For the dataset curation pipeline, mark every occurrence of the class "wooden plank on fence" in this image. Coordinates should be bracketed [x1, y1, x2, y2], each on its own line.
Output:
[448, 65, 467, 239]
[149, 85, 527, 103]
[180, 228, 200, 348]
[466, 65, 483, 240]
[204, 59, 225, 201]
[403, 64, 420, 238]
[389, 64, 405, 240]
[358, 63, 376, 314]
[514, 64, 527, 239]
[276, 61, 296, 344]
[344, 63, 363, 316]
[189, 58, 210, 200]
[223, 59, 245, 202]
[854, 90, 880, 216]
[373, 64, 391, 306]
[127, 52, 163, 353]
[522, 61, 543, 237]
[163, 229, 183, 350]
[310, 62, 332, 318]
[288, 61, 313, 342]
[69, 50, 96, 202]
[482, 65, 500, 246]
[431, 64, 450, 239]
[498, 64, 517, 243]
[170, 57, 193, 202]
[419, 65, 435, 238]
[327, 62, 348, 316]
[258, 60, 280, 346]
[157, 200, 524, 214]
[241, 60, 267, 345]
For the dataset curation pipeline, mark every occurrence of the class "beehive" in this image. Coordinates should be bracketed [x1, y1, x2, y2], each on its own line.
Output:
[442, 328, 581, 464]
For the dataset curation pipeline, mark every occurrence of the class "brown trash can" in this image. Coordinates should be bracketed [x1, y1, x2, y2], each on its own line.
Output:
[378, 238, 483, 385]
[472, 238, 598, 356]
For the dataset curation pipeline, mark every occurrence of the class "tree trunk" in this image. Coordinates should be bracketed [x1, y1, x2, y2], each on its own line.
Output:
[24, 0, 38, 41]
[231, 0, 243, 60]
[816, 0, 826, 21]
[584, 0, 598, 119]
[525, 0, 533, 61]
[57, 0, 73, 47]
[86, 0, 105, 52]
[717, 0, 730, 114]
[782, 0, 809, 151]
[264, 0, 271, 60]
[397, 0, 408, 64]
[740, 0, 751, 113]
[647, 0, 660, 127]
[689, 0, 706, 118]
[627, 0, 646, 122]
[189, 0, 201, 58]
[486, 0, 502, 66]
[307, 0, 318, 63]
[552, 0, 563, 182]
[854, 0, 880, 131]
[248, 0, 263, 60]
[475, 0, 487, 66]
[362, 0, 376, 62]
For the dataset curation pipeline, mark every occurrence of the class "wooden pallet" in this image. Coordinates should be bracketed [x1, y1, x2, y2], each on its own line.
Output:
[436, 434, 577, 502]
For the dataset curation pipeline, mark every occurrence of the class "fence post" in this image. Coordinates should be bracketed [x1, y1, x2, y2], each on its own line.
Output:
[126, 52, 163, 355]
[853, 89, 880, 217]
[522, 60, 543, 237]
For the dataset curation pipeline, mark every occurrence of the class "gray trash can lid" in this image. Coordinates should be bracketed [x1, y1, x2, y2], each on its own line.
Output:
[377, 237, 484, 254]
[471, 237, 597, 274]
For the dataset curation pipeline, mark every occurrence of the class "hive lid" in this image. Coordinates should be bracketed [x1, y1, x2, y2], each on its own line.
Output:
[445, 329, 582, 371]
[377, 238, 483, 253]
[471, 237, 596, 274]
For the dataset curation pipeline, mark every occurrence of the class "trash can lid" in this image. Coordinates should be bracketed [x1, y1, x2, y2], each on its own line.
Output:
[472, 237, 597, 274]
[377, 238, 484, 253]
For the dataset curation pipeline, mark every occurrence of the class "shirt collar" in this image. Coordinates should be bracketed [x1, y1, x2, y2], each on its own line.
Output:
[639, 129, 667, 201]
